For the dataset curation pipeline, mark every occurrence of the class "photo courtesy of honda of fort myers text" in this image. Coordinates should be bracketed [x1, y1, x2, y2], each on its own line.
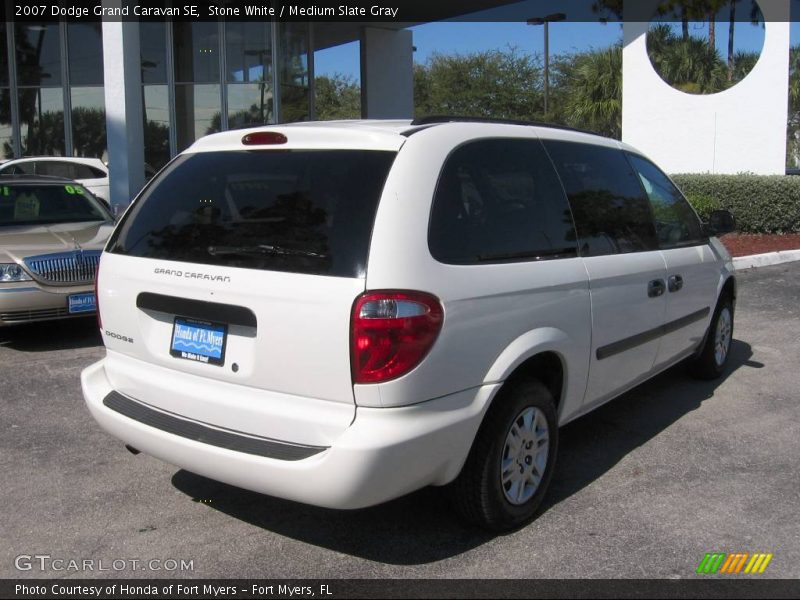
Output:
[13, 583, 335, 598]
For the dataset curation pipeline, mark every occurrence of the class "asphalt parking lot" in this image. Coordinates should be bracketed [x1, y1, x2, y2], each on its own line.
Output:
[2, 262, 799, 580]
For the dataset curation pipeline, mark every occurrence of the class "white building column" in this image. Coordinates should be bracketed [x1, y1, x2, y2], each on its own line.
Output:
[102, 5, 145, 213]
[360, 27, 414, 119]
[622, 0, 790, 175]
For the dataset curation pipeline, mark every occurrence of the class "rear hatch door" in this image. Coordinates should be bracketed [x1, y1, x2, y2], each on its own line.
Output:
[99, 137, 400, 444]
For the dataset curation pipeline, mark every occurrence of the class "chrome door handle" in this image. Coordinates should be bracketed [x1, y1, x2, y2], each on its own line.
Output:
[648, 279, 666, 298]
[668, 275, 684, 292]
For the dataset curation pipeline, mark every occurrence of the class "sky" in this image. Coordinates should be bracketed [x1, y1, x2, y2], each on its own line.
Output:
[315, 22, 625, 82]
[315, 11, 800, 83]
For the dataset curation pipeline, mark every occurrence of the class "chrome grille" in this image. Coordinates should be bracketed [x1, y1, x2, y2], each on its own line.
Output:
[23, 251, 101, 285]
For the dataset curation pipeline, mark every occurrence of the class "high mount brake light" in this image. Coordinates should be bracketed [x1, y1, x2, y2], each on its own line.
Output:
[351, 291, 444, 384]
[242, 132, 288, 146]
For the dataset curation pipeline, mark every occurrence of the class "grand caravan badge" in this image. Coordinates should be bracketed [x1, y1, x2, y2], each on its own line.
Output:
[153, 268, 231, 283]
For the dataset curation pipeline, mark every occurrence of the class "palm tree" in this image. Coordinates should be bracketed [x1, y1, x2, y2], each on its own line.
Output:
[674, 36, 727, 93]
[730, 51, 760, 82]
[555, 45, 622, 139]
[790, 46, 800, 111]
[646, 23, 675, 76]
[697, 0, 733, 54]
[647, 21, 729, 94]
[788, 46, 800, 167]
[663, 0, 729, 51]
[727, 0, 738, 81]
[726, 0, 763, 82]
[661, 0, 712, 41]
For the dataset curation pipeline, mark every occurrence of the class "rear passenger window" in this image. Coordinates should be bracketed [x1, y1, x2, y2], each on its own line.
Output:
[626, 153, 705, 248]
[543, 141, 658, 257]
[429, 139, 577, 264]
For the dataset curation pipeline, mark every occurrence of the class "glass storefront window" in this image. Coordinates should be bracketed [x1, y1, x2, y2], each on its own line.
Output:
[19, 87, 65, 156]
[15, 23, 61, 86]
[0, 26, 8, 86]
[1, 20, 318, 161]
[227, 83, 273, 129]
[143, 84, 170, 169]
[174, 22, 219, 84]
[141, 22, 167, 84]
[225, 22, 271, 83]
[175, 84, 221, 151]
[0, 89, 13, 158]
[71, 86, 106, 158]
[313, 39, 361, 120]
[226, 22, 273, 129]
[279, 23, 310, 123]
[68, 23, 103, 86]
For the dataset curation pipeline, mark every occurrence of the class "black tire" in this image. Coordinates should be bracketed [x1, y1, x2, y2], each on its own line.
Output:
[450, 378, 558, 532]
[689, 294, 734, 380]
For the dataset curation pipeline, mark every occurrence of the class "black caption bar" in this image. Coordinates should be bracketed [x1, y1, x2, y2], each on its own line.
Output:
[3, 579, 800, 599]
[2, 0, 794, 23]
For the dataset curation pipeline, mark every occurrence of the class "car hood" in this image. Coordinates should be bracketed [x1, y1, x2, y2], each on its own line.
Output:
[0, 221, 114, 262]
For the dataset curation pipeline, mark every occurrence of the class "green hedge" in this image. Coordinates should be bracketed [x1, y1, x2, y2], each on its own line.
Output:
[671, 174, 800, 234]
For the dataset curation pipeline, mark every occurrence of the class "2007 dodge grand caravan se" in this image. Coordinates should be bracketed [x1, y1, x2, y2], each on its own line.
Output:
[82, 118, 736, 531]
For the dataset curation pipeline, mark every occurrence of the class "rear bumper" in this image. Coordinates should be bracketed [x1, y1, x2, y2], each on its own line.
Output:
[0, 283, 94, 326]
[82, 358, 499, 509]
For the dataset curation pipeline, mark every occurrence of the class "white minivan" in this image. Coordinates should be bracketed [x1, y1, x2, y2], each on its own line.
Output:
[82, 119, 736, 530]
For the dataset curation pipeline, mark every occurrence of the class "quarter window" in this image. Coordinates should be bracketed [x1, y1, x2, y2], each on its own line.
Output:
[72, 164, 105, 179]
[5, 163, 32, 175]
[429, 139, 578, 264]
[626, 153, 705, 248]
[543, 141, 658, 257]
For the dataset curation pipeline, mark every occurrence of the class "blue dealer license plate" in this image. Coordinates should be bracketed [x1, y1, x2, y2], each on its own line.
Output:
[170, 318, 227, 366]
[68, 292, 96, 314]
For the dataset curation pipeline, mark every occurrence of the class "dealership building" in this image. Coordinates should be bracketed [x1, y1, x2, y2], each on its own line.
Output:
[0, 0, 792, 210]
[0, 13, 429, 209]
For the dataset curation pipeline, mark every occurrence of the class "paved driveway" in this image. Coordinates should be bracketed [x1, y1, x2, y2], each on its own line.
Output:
[2, 262, 798, 579]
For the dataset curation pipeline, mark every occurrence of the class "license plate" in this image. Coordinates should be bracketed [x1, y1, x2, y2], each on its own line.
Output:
[68, 292, 96, 314]
[170, 318, 227, 366]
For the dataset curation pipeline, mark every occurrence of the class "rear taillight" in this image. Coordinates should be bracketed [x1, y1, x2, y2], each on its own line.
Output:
[351, 291, 444, 384]
[94, 256, 101, 330]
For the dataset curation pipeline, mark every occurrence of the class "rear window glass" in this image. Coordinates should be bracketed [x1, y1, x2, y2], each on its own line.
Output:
[35, 162, 77, 178]
[108, 150, 396, 278]
[0, 184, 109, 226]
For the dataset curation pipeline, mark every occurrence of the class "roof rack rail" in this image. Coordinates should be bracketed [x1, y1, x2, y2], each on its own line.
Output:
[407, 115, 599, 137]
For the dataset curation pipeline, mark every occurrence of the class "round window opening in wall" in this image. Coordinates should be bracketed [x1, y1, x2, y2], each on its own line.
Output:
[646, 0, 765, 95]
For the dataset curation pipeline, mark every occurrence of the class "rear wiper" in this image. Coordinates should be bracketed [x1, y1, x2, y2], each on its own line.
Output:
[207, 244, 328, 259]
[476, 247, 578, 262]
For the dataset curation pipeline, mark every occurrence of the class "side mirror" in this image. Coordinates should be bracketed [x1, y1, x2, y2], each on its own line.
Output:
[705, 209, 736, 236]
